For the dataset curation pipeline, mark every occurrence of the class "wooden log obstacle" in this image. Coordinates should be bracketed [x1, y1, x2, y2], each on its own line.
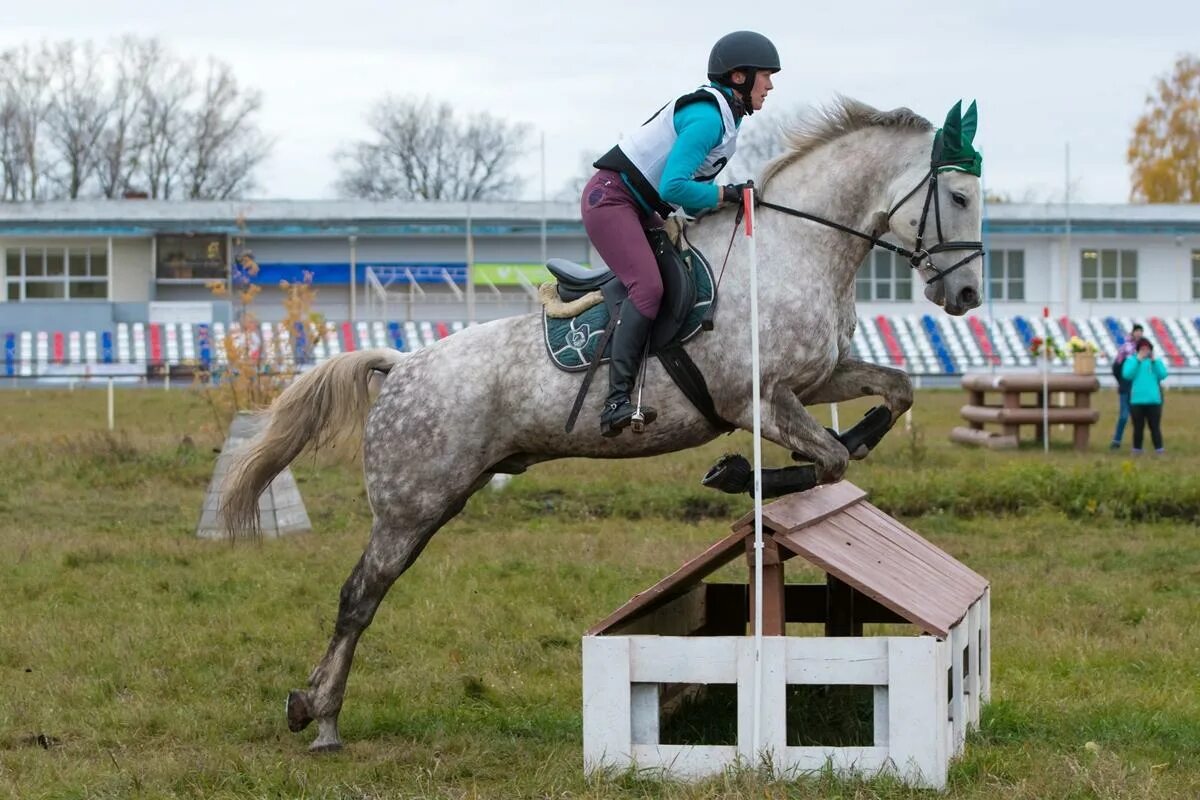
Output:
[949, 372, 1100, 451]
[582, 482, 991, 790]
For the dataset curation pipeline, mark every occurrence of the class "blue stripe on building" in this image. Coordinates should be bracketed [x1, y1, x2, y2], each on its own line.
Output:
[242, 262, 469, 286]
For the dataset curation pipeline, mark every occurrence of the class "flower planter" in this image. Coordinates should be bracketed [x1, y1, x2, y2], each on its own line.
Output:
[1072, 351, 1096, 375]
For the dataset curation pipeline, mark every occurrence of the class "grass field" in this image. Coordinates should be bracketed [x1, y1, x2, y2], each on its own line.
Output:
[1, 385, 1198, 799]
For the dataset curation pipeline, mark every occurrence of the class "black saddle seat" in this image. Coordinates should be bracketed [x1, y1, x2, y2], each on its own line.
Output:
[547, 259, 614, 302]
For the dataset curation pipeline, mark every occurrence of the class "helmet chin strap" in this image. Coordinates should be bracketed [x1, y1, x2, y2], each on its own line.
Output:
[735, 70, 756, 115]
[718, 71, 754, 116]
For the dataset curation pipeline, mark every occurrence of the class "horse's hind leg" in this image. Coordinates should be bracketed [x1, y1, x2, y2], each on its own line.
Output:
[287, 474, 491, 751]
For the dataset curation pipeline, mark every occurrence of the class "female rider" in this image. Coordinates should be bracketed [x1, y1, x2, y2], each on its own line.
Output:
[582, 30, 781, 436]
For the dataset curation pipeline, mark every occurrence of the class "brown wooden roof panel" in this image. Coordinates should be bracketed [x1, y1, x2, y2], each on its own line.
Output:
[844, 504, 989, 599]
[586, 526, 749, 635]
[780, 516, 966, 636]
[732, 480, 866, 533]
[775, 506, 988, 637]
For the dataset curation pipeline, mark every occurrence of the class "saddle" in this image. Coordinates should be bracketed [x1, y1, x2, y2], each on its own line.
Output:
[540, 228, 731, 433]
[542, 228, 705, 367]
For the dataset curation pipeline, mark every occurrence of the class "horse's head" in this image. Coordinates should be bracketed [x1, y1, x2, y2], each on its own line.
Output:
[886, 100, 984, 316]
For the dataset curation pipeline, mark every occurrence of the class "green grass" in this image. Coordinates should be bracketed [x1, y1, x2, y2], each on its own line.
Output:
[1, 386, 1198, 799]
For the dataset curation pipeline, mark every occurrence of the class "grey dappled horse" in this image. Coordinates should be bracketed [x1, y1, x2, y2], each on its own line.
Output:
[222, 97, 984, 751]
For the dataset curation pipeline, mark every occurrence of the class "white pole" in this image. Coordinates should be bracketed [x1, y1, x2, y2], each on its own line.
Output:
[1064, 143, 1071, 323]
[466, 203, 476, 326]
[830, 402, 840, 433]
[1042, 308, 1050, 453]
[540, 131, 548, 268]
[745, 187, 765, 761]
[349, 235, 358, 324]
[107, 377, 114, 431]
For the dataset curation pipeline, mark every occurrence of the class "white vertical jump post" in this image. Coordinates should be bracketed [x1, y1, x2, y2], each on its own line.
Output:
[743, 185, 766, 761]
[1041, 305, 1049, 453]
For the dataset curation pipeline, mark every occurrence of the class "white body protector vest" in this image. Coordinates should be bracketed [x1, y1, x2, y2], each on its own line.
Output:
[596, 86, 739, 215]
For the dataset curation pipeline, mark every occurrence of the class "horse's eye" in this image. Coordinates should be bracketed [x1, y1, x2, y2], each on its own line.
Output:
[952, 191, 968, 208]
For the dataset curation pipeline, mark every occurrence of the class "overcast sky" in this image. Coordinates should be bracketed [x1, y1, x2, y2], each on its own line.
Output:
[5, 0, 1199, 204]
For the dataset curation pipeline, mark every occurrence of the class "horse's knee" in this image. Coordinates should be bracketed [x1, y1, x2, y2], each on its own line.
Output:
[816, 442, 850, 483]
[885, 375, 914, 417]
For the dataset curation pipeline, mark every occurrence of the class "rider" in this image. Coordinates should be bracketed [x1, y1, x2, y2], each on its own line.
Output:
[582, 31, 780, 437]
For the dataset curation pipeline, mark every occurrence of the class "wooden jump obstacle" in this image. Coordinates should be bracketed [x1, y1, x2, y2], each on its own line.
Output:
[949, 372, 1100, 451]
[582, 482, 991, 790]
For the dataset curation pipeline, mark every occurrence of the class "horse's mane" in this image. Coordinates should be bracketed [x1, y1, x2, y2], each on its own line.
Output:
[759, 96, 933, 188]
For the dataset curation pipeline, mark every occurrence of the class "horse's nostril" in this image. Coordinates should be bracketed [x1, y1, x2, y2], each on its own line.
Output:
[959, 286, 979, 307]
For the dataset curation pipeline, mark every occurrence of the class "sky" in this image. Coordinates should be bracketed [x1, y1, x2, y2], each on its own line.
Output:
[4, 0, 1199, 204]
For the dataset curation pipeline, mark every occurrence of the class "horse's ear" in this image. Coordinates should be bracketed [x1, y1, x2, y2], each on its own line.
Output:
[942, 100, 963, 150]
[961, 100, 978, 145]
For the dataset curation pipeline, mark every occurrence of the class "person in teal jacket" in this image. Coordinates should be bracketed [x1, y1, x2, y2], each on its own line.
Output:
[1121, 338, 1168, 453]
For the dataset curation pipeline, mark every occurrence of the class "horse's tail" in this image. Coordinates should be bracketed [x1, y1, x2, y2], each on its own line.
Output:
[220, 349, 405, 538]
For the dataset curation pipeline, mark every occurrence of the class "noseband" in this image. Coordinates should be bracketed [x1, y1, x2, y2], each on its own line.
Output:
[755, 162, 985, 287]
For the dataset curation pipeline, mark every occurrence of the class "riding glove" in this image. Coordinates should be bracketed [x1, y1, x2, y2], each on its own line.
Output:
[721, 182, 754, 204]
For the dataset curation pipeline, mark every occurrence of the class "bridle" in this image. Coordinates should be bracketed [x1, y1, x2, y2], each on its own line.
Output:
[756, 161, 984, 286]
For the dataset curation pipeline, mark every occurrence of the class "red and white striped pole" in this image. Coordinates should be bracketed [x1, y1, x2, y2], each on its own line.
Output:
[744, 185, 766, 760]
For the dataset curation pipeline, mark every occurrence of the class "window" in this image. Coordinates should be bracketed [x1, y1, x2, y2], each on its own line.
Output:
[855, 250, 912, 302]
[1193, 250, 1200, 300]
[2, 245, 108, 301]
[986, 249, 1025, 301]
[157, 234, 227, 280]
[1081, 249, 1137, 301]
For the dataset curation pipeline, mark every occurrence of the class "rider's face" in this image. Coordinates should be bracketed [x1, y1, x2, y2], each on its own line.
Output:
[730, 70, 773, 111]
[749, 70, 773, 111]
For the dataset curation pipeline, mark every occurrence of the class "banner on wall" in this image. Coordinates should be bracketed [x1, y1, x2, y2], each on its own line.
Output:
[472, 263, 573, 286]
[148, 301, 213, 324]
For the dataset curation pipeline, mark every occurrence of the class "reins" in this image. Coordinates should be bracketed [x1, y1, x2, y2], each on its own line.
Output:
[704, 163, 984, 300]
[757, 166, 984, 286]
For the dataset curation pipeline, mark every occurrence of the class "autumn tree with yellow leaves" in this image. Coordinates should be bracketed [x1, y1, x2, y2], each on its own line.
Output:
[1128, 55, 1200, 203]
[203, 215, 323, 416]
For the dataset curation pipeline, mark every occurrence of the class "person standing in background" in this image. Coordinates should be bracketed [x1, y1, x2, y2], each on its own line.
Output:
[1109, 322, 1143, 449]
[1121, 337, 1168, 454]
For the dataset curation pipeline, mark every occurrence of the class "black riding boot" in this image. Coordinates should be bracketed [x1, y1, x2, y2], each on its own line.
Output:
[600, 300, 658, 437]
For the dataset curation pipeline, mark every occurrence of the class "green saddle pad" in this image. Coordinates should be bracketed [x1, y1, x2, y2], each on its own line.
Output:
[541, 250, 715, 372]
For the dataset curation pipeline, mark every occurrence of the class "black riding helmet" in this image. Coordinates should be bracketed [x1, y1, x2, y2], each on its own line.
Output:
[707, 31, 781, 115]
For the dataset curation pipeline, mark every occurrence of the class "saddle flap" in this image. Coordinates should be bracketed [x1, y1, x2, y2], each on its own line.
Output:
[542, 230, 713, 373]
[646, 228, 697, 351]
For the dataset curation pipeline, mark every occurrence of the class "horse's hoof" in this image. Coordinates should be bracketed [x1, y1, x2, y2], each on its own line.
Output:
[286, 690, 314, 732]
[308, 739, 343, 754]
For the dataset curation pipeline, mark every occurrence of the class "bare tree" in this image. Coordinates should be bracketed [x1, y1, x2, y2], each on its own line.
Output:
[0, 82, 21, 200]
[96, 37, 154, 199]
[181, 59, 271, 199]
[45, 40, 109, 198]
[336, 96, 530, 200]
[136, 48, 194, 200]
[1, 35, 272, 201]
[0, 44, 54, 201]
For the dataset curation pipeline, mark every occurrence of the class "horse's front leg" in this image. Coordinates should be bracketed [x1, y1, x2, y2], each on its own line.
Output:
[802, 358, 913, 459]
[804, 357, 914, 420]
[754, 383, 851, 485]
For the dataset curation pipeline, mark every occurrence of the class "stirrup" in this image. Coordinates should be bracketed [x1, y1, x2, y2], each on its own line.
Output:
[601, 398, 657, 438]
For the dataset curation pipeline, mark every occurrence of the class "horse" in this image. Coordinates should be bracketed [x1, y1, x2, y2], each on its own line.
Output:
[221, 96, 985, 751]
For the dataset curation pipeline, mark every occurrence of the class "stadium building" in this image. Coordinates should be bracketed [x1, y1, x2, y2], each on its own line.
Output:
[1, 199, 1199, 378]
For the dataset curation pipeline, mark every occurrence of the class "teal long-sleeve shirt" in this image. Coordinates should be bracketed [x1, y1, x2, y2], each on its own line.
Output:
[656, 95, 736, 215]
[1121, 355, 1168, 404]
